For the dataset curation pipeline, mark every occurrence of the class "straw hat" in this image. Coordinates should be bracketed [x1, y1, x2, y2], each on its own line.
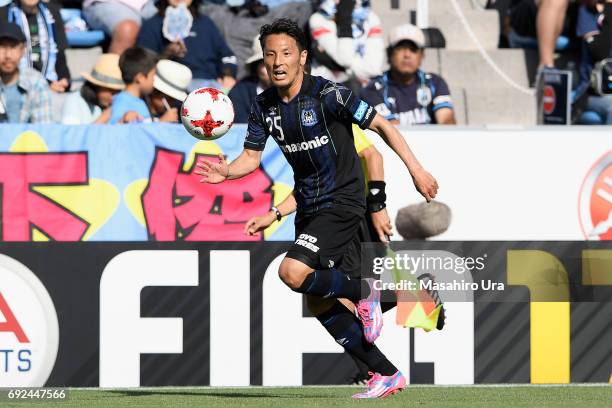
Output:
[81, 53, 125, 90]
[154, 59, 192, 101]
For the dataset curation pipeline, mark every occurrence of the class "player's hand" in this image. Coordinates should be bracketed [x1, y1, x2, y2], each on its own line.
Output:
[195, 153, 229, 184]
[412, 168, 438, 202]
[370, 208, 393, 243]
[244, 211, 276, 236]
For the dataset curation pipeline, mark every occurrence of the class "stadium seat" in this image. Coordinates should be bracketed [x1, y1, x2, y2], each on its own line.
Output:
[60, 8, 105, 48]
[65, 47, 103, 90]
[372, 0, 499, 51]
[439, 49, 530, 89]
[508, 31, 571, 52]
[429, 9, 499, 51]
[577, 111, 605, 125]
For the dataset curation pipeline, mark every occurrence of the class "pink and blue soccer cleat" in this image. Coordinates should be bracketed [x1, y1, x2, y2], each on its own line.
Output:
[355, 278, 383, 343]
[352, 371, 407, 399]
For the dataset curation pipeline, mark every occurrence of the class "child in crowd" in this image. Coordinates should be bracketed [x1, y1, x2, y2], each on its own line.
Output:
[148, 59, 191, 123]
[109, 46, 157, 124]
[61, 53, 124, 124]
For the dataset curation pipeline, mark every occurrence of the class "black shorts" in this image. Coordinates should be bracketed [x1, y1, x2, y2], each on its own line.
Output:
[286, 206, 366, 278]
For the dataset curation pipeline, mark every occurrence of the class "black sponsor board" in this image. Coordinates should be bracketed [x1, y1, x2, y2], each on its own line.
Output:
[0, 242, 610, 387]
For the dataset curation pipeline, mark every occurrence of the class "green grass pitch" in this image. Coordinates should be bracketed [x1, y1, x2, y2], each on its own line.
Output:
[3, 385, 611, 408]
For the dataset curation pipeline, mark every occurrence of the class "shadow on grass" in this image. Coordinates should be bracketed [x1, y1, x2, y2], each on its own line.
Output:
[106, 390, 331, 399]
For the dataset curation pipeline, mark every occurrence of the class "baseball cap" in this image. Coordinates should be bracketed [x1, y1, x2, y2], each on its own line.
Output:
[388, 24, 425, 49]
[0, 23, 26, 43]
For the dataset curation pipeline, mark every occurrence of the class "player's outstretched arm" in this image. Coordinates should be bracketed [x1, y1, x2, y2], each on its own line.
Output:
[359, 145, 393, 243]
[244, 191, 297, 236]
[368, 113, 438, 202]
[196, 149, 262, 184]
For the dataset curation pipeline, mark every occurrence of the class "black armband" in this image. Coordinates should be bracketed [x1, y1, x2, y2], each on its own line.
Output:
[366, 181, 386, 212]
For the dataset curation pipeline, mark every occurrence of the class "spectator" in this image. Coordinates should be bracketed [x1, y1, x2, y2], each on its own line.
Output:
[137, 0, 238, 91]
[0, 23, 52, 123]
[575, 0, 612, 124]
[309, 0, 384, 90]
[228, 35, 270, 123]
[61, 53, 124, 124]
[0, 0, 71, 92]
[537, 0, 569, 68]
[361, 24, 456, 126]
[507, 0, 569, 68]
[199, 0, 312, 79]
[83, 0, 157, 54]
[109, 46, 157, 124]
[149, 59, 191, 123]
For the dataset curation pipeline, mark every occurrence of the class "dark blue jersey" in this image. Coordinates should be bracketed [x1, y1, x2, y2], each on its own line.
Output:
[245, 73, 376, 217]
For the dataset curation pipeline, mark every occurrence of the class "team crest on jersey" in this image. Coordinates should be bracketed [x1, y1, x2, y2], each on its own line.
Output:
[301, 108, 318, 126]
[417, 86, 432, 107]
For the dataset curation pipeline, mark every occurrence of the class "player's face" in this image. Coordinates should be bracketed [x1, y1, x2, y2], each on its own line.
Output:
[390, 43, 423, 76]
[0, 40, 24, 75]
[263, 33, 307, 89]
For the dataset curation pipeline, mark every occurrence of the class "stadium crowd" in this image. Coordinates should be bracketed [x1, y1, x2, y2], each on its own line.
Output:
[0, 0, 609, 125]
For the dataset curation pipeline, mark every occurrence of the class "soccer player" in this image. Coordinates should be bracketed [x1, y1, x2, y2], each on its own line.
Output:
[196, 18, 438, 399]
[244, 126, 392, 386]
[244, 124, 445, 384]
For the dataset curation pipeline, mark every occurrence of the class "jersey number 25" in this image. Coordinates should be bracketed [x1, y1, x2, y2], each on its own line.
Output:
[266, 116, 285, 142]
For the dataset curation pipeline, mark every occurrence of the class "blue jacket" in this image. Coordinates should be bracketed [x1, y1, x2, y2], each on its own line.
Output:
[228, 77, 259, 123]
[137, 13, 237, 80]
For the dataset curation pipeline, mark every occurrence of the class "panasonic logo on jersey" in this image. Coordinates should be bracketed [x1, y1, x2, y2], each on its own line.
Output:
[280, 135, 329, 153]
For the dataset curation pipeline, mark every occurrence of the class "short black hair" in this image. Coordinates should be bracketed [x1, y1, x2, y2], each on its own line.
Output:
[259, 18, 306, 52]
[119, 46, 158, 84]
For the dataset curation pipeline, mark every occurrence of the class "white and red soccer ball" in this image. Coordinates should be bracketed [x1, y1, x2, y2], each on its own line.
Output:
[181, 87, 234, 140]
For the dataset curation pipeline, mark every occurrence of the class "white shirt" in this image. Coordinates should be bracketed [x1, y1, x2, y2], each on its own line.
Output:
[61, 92, 102, 125]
